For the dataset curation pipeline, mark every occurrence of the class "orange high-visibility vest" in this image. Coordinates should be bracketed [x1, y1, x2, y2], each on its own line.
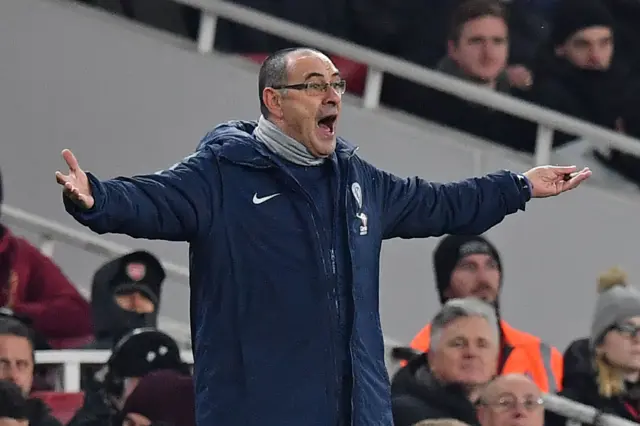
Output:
[408, 320, 563, 393]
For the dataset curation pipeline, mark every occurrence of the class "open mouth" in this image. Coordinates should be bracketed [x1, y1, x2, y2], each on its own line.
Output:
[316, 114, 338, 135]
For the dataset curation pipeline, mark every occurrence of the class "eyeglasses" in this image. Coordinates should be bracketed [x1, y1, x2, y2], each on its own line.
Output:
[613, 323, 640, 339]
[271, 80, 347, 96]
[480, 394, 544, 412]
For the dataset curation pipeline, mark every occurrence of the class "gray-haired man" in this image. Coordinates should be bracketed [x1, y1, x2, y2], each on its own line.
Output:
[391, 298, 500, 426]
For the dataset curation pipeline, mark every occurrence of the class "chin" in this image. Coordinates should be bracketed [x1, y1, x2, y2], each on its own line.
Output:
[311, 139, 337, 157]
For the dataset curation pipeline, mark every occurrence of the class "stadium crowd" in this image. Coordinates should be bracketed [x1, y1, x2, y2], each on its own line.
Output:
[3, 0, 640, 425]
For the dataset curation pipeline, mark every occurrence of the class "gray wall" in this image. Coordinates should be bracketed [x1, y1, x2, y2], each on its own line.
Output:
[3, 0, 640, 351]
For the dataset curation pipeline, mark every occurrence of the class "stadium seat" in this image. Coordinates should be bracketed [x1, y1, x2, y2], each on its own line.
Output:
[31, 391, 85, 424]
[242, 53, 368, 96]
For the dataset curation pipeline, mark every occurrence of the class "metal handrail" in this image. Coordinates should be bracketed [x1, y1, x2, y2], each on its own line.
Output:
[164, 0, 640, 165]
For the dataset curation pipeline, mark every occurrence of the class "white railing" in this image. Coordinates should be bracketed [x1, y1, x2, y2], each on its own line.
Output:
[35, 349, 195, 392]
[151, 0, 640, 166]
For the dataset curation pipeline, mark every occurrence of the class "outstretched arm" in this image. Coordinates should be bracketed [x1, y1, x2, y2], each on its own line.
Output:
[379, 165, 590, 239]
[57, 148, 218, 242]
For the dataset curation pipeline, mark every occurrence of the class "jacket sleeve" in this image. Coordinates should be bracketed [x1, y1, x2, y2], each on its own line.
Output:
[11, 241, 93, 339]
[64, 148, 218, 242]
[378, 169, 531, 239]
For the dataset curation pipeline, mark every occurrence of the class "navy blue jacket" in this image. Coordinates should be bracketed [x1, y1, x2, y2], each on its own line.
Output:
[64, 120, 531, 426]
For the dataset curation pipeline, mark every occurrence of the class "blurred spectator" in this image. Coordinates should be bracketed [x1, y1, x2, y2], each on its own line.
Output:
[548, 267, 640, 426]
[391, 298, 499, 426]
[381, 0, 532, 148]
[84, 251, 165, 349]
[0, 380, 29, 426]
[477, 374, 544, 426]
[521, 0, 638, 148]
[0, 317, 62, 426]
[69, 328, 188, 426]
[0, 169, 92, 349]
[409, 235, 562, 393]
[116, 369, 195, 426]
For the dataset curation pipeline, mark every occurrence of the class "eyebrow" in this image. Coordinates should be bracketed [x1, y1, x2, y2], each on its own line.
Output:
[303, 71, 341, 81]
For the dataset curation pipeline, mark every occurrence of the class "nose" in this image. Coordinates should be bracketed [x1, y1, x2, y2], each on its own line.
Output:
[323, 85, 341, 106]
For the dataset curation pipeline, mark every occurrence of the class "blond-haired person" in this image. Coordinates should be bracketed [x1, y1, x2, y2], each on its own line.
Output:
[548, 268, 640, 426]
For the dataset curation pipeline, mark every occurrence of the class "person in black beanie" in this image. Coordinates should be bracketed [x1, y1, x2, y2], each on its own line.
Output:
[67, 328, 189, 426]
[521, 0, 640, 148]
[403, 235, 563, 394]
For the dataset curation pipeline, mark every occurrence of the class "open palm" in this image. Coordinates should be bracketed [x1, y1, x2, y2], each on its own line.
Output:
[55, 149, 95, 209]
[524, 165, 591, 198]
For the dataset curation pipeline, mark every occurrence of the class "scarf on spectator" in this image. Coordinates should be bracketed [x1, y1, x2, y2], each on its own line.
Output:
[253, 115, 325, 166]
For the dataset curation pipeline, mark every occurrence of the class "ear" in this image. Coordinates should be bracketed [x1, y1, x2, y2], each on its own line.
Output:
[555, 45, 565, 57]
[262, 88, 284, 119]
[447, 40, 457, 60]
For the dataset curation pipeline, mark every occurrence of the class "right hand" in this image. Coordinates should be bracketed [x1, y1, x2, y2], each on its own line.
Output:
[55, 149, 95, 209]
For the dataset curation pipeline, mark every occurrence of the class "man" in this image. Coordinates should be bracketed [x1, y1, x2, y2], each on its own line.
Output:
[85, 251, 165, 349]
[381, 0, 533, 149]
[524, 0, 639, 148]
[477, 374, 545, 426]
[68, 327, 189, 426]
[0, 169, 93, 349]
[392, 298, 499, 426]
[55, 47, 590, 425]
[409, 235, 563, 393]
[0, 318, 61, 426]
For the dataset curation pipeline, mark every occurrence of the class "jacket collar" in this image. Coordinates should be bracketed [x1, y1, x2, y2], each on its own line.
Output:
[205, 120, 358, 168]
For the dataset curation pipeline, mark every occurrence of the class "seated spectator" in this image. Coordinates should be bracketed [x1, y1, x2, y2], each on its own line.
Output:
[477, 374, 544, 426]
[391, 298, 499, 426]
[409, 235, 563, 393]
[0, 317, 62, 426]
[68, 328, 188, 426]
[522, 0, 637, 148]
[381, 0, 532, 148]
[548, 267, 640, 426]
[115, 369, 195, 426]
[0, 169, 92, 348]
[84, 250, 165, 349]
[0, 379, 29, 426]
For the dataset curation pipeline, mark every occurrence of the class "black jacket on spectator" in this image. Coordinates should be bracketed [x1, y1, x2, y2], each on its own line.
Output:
[381, 56, 526, 150]
[28, 397, 63, 426]
[522, 50, 634, 147]
[547, 337, 640, 426]
[391, 354, 480, 426]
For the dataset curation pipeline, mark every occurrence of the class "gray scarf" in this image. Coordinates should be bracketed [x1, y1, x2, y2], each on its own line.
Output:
[253, 115, 325, 166]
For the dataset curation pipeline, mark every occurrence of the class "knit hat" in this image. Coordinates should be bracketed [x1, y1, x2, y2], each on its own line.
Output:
[433, 235, 502, 304]
[590, 267, 640, 347]
[121, 370, 195, 426]
[550, 0, 615, 47]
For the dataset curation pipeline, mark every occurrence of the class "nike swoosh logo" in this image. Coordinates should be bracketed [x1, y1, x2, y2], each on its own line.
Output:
[252, 193, 280, 205]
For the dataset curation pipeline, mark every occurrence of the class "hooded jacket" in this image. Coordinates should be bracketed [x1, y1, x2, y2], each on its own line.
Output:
[64, 120, 531, 426]
[84, 252, 163, 349]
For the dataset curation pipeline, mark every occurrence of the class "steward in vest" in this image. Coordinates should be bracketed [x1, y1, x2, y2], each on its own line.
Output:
[408, 235, 563, 392]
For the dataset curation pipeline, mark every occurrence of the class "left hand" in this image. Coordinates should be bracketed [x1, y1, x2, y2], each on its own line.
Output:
[524, 165, 592, 198]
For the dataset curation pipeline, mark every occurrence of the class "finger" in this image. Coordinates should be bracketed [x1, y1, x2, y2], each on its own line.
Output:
[550, 165, 578, 176]
[561, 168, 592, 191]
[62, 149, 80, 172]
[55, 171, 69, 186]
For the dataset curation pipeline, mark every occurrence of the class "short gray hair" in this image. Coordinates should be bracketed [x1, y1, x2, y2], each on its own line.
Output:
[430, 298, 499, 351]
